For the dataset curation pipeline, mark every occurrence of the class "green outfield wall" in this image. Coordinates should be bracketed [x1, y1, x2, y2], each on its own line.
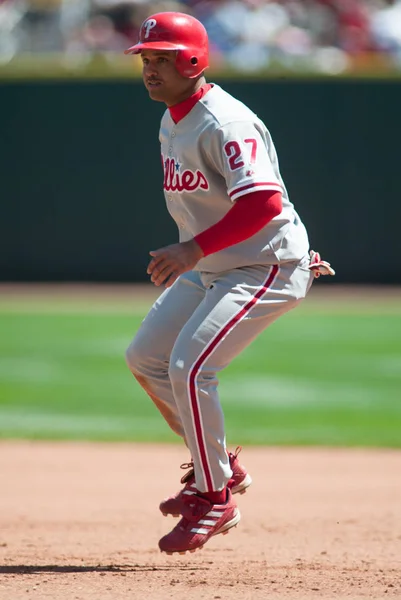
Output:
[1, 77, 400, 283]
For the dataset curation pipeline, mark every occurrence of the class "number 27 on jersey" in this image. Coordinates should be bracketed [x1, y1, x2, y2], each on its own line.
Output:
[224, 138, 258, 171]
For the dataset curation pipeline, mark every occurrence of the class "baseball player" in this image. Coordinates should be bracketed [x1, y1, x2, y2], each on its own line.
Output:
[124, 12, 334, 556]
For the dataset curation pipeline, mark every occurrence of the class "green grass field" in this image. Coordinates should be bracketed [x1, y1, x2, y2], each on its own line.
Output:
[0, 286, 400, 447]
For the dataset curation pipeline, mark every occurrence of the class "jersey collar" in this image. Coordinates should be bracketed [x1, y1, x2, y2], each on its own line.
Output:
[169, 83, 213, 124]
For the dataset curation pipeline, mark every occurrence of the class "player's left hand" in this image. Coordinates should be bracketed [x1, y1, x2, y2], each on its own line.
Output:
[147, 239, 204, 288]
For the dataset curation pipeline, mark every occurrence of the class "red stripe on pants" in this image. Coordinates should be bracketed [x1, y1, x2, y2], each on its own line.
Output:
[188, 264, 279, 491]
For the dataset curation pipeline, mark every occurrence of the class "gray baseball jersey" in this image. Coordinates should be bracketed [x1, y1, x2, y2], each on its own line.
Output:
[160, 84, 309, 272]
[127, 83, 315, 495]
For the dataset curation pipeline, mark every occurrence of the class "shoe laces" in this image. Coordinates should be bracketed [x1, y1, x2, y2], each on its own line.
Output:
[232, 446, 242, 459]
[180, 461, 193, 470]
[179, 461, 195, 484]
[182, 493, 210, 521]
[179, 447, 242, 483]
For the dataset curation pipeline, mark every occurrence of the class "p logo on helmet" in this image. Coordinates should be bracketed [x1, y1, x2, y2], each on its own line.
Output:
[143, 19, 157, 39]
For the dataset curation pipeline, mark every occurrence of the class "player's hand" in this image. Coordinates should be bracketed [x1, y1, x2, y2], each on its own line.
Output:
[147, 239, 204, 288]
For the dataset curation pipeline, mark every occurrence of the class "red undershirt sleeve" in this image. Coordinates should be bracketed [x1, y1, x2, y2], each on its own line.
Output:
[194, 190, 282, 257]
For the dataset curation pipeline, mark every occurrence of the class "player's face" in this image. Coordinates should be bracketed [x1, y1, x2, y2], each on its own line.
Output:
[141, 50, 197, 106]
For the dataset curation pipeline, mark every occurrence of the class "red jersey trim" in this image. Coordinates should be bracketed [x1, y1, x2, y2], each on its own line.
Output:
[187, 265, 279, 492]
[229, 181, 282, 200]
[169, 83, 213, 124]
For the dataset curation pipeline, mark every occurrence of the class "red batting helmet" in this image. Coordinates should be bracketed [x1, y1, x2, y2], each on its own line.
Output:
[124, 12, 209, 79]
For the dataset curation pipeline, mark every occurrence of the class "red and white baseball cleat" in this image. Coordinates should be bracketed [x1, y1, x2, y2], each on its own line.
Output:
[159, 488, 240, 555]
[159, 446, 252, 517]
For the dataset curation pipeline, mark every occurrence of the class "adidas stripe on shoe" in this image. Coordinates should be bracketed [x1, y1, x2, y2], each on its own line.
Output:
[159, 488, 240, 555]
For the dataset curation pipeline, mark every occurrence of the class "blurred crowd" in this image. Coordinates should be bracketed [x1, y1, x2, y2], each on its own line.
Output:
[0, 0, 401, 73]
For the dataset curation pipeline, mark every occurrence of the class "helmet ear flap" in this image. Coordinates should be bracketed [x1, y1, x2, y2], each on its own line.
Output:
[176, 48, 207, 78]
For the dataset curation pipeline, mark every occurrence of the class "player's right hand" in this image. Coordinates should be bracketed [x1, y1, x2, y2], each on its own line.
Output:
[147, 240, 204, 288]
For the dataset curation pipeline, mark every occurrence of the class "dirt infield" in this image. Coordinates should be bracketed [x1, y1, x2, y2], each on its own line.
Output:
[0, 443, 400, 600]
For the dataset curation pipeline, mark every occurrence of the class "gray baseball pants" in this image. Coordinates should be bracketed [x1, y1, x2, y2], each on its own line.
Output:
[126, 259, 314, 493]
